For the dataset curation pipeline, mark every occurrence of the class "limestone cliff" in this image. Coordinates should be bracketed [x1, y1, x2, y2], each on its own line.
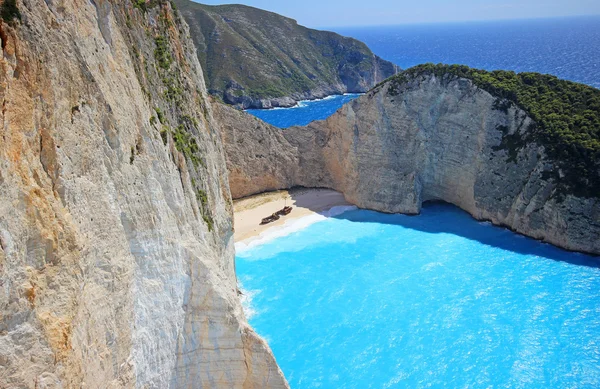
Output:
[219, 72, 599, 255]
[174, 0, 399, 109]
[215, 103, 300, 199]
[0, 1, 287, 388]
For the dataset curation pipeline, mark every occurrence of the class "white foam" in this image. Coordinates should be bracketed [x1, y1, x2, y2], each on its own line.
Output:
[294, 101, 308, 108]
[298, 95, 337, 104]
[245, 93, 364, 112]
[235, 205, 357, 254]
[238, 285, 259, 320]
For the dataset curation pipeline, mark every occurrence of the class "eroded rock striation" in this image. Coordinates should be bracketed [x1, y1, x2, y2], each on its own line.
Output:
[220, 70, 600, 255]
[0, 1, 287, 388]
[174, 0, 399, 109]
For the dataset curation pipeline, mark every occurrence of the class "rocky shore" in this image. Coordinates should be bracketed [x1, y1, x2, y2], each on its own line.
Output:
[175, 0, 399, 109]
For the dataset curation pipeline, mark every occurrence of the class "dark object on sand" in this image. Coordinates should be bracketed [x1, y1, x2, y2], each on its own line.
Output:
[259, 206, 292, 225]
[260, 213, 280, 225]
[276, 206, 293, 216]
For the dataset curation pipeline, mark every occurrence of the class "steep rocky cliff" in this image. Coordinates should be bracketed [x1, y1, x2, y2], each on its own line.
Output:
[174, 0, 399, 109]
[219, 69, 600, 255]
[215, 103, 300, 199]
[0, 1, 287, 387]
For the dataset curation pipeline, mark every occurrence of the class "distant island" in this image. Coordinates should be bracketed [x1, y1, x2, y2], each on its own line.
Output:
[174, 0, 399, 108]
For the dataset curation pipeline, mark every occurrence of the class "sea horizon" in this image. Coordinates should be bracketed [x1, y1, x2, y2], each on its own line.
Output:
[248, 13, 600, 130]
[319, 13, 600, 30]
[330, 16, 600, 90]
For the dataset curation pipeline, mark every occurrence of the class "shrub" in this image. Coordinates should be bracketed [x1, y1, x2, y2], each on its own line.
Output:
[154, 35, 172, 71]
[160, 127, 169, 145]
[173, 125, 205, 168]
[195, 189, 213, 232]
[154, 107, 165, 124]
[196, 189, 208, 207]
[1, 0, 21, 23]
[203, 214, 214, 232]
[133, 0, 147, 12]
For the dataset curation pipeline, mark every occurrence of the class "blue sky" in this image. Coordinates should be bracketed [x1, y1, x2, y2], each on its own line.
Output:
[193, 0, 600, 28]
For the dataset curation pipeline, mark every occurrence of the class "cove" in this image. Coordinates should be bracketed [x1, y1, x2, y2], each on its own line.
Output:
[246, 94, 361, 128]
[236, 203, 600, 388]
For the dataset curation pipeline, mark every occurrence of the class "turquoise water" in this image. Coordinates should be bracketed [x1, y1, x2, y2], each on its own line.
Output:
[236, 204, 600, 388]
[246, 94, 361, 128]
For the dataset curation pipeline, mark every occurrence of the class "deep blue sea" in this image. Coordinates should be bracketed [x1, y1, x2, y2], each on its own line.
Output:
[335, 16, 600, 89]
[237, 204, 600, 388]
[247, 16, 600, 128]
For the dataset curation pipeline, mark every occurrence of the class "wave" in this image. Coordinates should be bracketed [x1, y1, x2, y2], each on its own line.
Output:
[246, 93, 364, 112]
[297, 93, 363, 105]
[235, 205, 357, 254]
[238, 285, 260, 320]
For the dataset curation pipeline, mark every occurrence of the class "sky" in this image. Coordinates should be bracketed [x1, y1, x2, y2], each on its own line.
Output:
[193, 0, 600, 28]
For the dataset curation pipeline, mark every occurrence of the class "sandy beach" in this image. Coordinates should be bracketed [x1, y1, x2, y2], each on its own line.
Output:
[233, 188, 351, 242]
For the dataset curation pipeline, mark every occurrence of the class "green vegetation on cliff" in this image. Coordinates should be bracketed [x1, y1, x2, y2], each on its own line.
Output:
[383, 64, 600, 198]
[120, 0, 216, 231]
[173, 0, 398, 107]
[0, 0, 21, 22]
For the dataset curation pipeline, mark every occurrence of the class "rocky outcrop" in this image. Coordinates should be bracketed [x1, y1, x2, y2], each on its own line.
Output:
[174, 0, 399, 109]
[214, 104, 300, 199]
[0, 1, 287, 388]
[220, 73, 600, 255]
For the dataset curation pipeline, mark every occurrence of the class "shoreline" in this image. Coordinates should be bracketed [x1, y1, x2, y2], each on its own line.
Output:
[244, 93, 364, 112]
[234, 191, 600, 257]
[233, 188, 354, 248]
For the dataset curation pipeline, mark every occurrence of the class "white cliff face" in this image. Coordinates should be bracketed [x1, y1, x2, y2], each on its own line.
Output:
[287, 74, 599, 255]
[219, 74, 599, 255]
[0, 1, 287, 388]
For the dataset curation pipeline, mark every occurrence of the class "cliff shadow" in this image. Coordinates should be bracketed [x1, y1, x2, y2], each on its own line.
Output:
[330, 201, 600, 269]
[288, 186, 352, 212]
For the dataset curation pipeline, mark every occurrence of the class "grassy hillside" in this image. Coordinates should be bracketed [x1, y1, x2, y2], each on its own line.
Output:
[174, 0, 399, 108]
[382, 64, 600, 199]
